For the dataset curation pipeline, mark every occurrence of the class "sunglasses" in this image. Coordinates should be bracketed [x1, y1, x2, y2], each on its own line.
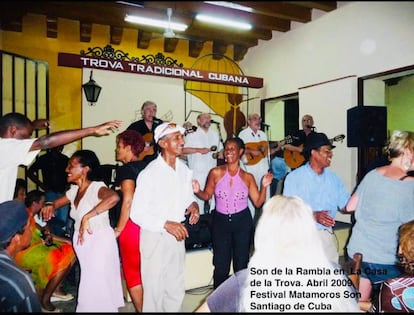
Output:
[158, 122, 178, 141]
[160, 122, 177, 134]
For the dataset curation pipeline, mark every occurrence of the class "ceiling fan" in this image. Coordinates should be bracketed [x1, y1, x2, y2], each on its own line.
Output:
[152, 8, 203, 42]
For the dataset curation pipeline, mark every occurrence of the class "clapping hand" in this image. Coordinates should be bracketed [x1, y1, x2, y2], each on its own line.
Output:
[192, 179, 200, 193]
[262, 172, 274, 187]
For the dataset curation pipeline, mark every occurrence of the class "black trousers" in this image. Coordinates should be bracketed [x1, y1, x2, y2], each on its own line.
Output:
[211, 208, 253, 289]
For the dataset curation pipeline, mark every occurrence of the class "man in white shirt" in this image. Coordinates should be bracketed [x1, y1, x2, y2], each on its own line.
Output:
[238, 113, 278, 219]
[130, 122, 200, 312]
[183, 113, 223, 214]
[0, 112, 122, 203]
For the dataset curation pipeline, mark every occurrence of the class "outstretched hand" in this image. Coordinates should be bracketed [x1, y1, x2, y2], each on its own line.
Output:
[94, 120, 123, 136]
[32, 119, 49, 130]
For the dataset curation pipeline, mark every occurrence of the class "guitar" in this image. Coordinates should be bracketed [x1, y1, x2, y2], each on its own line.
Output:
[139, 121, 194, 161]
[243, 135, 297, 166]
[138, 133, 155, 161]
[283, 134, 346, 169]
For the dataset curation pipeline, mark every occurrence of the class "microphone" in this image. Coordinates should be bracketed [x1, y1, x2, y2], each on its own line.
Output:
[210, 120, 220, 124]
[261, 122, 270, 129]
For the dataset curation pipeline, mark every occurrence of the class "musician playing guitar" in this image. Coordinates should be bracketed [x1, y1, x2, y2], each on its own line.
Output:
[127, 100, 163, 164]
[283, 114, 316, 169]
[182, 113, 224, 214]
[238, 113, 278, 220]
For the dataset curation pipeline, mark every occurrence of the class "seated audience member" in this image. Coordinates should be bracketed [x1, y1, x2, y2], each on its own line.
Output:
[370, 219, 414, 312]
[0, 200, 42, 312]
[15, 190, 76, 312]
[27, 145, 71, 237]
[195, 195, 361, 313]
[13, 178, 27, 202]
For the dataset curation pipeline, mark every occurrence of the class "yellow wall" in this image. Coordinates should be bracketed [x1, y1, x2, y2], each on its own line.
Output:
[386, 75, 414, 134]
[1, 13, 240, 133]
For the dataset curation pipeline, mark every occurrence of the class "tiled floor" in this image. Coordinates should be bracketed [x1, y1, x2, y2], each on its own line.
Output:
[53, 255, 350, 312]
[55, 262, 212, 312]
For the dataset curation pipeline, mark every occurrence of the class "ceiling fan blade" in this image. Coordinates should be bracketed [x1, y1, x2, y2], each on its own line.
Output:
[173, 33, 205, 42]
[149, 7, 203, 42]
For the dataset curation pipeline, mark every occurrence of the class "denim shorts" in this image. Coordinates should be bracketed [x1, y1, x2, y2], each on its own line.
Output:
[359, 261, 402, 284]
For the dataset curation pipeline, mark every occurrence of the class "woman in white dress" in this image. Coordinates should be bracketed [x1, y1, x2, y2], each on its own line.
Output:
[41, 149, 124, 312]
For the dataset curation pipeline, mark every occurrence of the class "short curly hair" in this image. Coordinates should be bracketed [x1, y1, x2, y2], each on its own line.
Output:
[398, 220, 414, 275]
[116, 129, 145, 157]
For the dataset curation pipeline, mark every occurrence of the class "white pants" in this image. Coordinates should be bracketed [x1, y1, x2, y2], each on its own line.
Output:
[318, 229, 339, 264]
[140, 230, 185, 312]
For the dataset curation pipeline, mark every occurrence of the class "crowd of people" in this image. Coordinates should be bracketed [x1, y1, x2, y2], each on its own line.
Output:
[1, 105, 414, 313]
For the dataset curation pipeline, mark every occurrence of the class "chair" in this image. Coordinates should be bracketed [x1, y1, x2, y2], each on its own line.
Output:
[348, 252, 372, 312]
[348, 252, 362, 290]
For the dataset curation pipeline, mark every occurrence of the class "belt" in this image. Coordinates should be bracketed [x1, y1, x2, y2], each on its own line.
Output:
[215, 208, 249, 221]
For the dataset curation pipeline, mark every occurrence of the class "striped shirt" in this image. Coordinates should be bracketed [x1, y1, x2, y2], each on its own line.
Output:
[0, 251, 41, 312]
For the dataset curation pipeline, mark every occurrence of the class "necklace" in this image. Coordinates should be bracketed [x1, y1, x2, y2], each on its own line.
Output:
[228, 167, 239, 187]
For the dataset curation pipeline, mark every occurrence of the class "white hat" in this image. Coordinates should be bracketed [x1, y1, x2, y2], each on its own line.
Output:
[154, 122, 185, 143]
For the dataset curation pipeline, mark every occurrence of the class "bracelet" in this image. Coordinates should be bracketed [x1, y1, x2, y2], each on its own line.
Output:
[93, 207, 99, 216]
[114, 227, 121, 233]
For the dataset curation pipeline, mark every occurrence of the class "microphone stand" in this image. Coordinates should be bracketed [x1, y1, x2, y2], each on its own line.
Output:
[261, 124, 271, 168]
[215, 122, 225, 148]
[214, 123, 225, 165]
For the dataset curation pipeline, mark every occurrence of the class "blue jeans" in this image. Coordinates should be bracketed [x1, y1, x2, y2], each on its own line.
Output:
[360, 261, 402, 284]
[45, 191, 72, 236]
[270, 156, 290, 180]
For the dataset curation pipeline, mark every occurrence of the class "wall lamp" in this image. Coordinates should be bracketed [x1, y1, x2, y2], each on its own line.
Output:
[82, 70, 102, 106]
[124, 14, 188, 31]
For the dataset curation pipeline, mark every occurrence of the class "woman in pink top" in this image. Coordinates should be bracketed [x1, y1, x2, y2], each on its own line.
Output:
[193, 137, 273, 289]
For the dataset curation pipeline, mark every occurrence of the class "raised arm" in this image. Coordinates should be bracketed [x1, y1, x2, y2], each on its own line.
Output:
[193, 168, 217, 201]
[247, 171, 273, 208]
[30, 120, 122, 151]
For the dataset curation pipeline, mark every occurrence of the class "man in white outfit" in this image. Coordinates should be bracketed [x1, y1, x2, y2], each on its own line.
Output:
[238, 113, 279, 220]
[183, 113, 223, 214]
[130, 122, 200, 312]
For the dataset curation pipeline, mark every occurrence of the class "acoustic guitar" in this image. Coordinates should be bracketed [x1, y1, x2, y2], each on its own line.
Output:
[243, 135, 297, 166]
[283, 134, 346, 169]
[138, 133, 155, 161]
[139, 124, 198, 161]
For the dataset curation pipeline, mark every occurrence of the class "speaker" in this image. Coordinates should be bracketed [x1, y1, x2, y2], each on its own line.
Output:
[347, 106, 387, 147]
[184, 213, 212, 251]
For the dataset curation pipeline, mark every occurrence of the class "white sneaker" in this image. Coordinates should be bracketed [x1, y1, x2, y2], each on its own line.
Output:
[51, 293, 74, 302]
